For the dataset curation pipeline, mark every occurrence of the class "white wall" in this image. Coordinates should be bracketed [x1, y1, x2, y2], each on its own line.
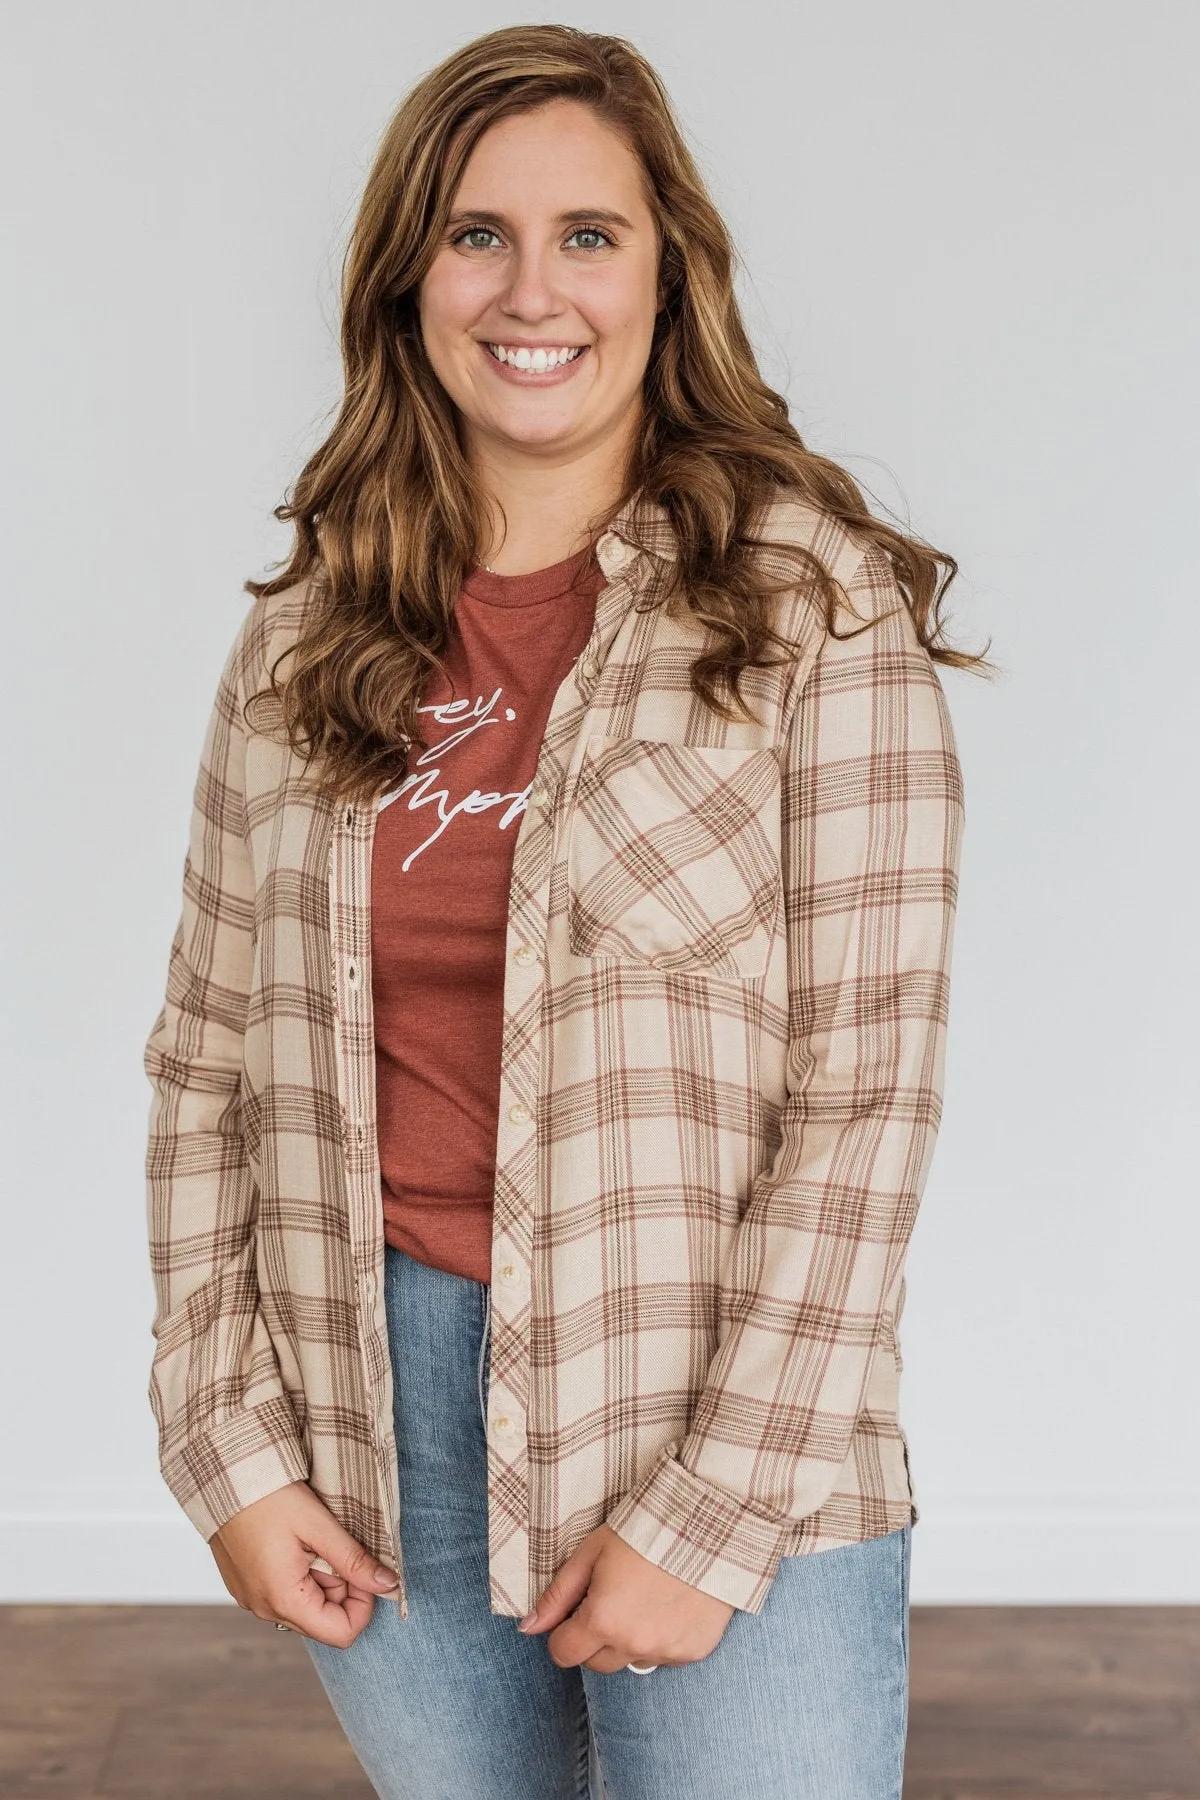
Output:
[3, 0, 1197, 1603]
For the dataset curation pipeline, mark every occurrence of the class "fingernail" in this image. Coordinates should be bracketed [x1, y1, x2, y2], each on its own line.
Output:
[518, 1611, 537, 1631]
[375, 1567, 400, 1589]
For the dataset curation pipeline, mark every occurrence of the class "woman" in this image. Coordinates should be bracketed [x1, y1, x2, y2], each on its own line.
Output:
[144, 24, 985, 1800]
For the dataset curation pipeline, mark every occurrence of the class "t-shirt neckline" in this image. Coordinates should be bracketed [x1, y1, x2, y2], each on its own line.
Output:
[461, 542, 600, 609]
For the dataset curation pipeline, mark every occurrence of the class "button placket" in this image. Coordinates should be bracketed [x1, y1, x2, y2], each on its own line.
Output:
[575, 536, 642, 700]
[482, 554, 653, 1610]
[328, 794, 403, 1600]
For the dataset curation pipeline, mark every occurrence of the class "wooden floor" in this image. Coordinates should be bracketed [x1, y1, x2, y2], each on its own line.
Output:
[0, 1605, 1195, 1798]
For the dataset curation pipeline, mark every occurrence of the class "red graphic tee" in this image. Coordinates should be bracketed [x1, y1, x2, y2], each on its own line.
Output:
[371, 545, 604, 1283]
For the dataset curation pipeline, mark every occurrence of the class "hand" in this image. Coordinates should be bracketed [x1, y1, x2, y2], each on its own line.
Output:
[210, 1480, 399, 1648]
[518, 1525, 735, 1673]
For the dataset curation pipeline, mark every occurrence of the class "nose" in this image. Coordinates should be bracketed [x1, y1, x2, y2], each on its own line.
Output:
[499, 243, 563, 323]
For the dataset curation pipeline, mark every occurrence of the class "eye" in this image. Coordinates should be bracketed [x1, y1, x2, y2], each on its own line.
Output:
[565, 225, 615, 251]
[453, 225, 504, 251]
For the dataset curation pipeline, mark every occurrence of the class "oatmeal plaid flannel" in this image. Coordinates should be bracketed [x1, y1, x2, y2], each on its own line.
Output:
[144, 491, 965, 1615]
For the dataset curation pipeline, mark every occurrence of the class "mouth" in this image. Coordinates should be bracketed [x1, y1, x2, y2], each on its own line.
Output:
[480, 341, 590, 380]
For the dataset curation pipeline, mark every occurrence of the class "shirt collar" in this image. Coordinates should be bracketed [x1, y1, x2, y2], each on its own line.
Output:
[607, 490, 678, 565]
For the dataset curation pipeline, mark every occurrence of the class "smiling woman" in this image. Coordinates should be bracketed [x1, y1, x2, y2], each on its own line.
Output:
[143, 21, 987, 1800]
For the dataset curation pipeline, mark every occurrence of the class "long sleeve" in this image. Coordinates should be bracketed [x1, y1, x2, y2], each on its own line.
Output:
[604, 544, 966, 1611]
[143, 602, 308, 1540]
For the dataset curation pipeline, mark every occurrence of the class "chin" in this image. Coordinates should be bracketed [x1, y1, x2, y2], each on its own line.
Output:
[485, 411, 584, 452]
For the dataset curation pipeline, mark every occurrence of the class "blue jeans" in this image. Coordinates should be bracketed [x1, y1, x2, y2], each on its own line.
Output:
[306, 1243, 911, 1799]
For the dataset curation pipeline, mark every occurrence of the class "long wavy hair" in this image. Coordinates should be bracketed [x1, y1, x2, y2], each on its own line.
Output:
[245, 23, 992, 806]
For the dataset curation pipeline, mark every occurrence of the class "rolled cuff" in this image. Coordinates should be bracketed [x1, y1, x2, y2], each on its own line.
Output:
[603, 1441, 794, 1615]
[160, 1396, 310, 1542]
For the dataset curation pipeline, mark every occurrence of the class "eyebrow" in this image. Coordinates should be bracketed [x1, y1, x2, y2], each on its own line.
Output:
[445, 207, 635, 231]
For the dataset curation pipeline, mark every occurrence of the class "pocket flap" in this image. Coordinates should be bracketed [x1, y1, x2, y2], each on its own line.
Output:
[566, 737, 781, 977]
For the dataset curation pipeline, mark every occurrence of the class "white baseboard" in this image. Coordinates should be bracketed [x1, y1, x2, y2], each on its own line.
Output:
[1, 1506, 1197, 1604]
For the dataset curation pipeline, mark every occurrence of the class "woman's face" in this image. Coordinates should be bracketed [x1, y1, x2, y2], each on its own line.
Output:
[418, 99, 661, 468]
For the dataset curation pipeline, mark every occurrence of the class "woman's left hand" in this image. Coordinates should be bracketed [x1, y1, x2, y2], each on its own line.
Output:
[518, 1525, 735, 1672]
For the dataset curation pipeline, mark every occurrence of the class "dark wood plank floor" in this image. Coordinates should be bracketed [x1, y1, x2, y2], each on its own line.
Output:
[0, 1605, 1195, 1798]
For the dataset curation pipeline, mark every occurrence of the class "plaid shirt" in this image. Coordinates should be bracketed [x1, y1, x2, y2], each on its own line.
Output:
[144, 491, 965, 1617]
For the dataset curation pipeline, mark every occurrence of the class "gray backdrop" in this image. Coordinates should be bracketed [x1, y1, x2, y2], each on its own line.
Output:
[3, 0, 1197, 1602]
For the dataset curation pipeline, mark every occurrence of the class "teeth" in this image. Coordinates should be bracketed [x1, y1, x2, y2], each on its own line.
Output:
[487, 344, 583, 370]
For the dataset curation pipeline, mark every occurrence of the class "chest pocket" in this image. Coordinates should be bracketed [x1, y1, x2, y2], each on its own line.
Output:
[565, 736, 782, 979]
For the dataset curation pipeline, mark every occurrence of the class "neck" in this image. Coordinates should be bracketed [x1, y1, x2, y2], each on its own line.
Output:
[468, 410, 640, 577]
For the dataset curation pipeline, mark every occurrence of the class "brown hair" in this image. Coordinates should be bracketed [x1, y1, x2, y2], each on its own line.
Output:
[245, 23, 992, 805]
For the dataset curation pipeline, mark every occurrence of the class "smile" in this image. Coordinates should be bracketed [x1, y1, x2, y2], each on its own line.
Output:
[483, 342, 588, 373]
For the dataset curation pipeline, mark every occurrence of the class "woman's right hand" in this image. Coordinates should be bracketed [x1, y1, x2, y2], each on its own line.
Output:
[211, 1479, 400, 1647]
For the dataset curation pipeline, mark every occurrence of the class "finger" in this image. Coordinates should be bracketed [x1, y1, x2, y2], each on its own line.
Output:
[301, 1511, 399, 1594]
[340, 1590, 375, 1638]
[584, 1647, 638, 1675]
[288, 1548, 391, 1646]
[311, 1567, 385, 1603]
[545, 1604, 608, 1672]
[255, 1554, 366, 1647]
[309, 1568, 351, 1605]
[520, 1547, 597, 1634]
[291, 1563, 384, 1633]
[271, 1581, 370, 1649]
[299, 1561, 384, 1623]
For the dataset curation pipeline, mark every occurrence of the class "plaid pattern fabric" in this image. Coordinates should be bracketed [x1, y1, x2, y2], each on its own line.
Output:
[144, 490, 965, 1616]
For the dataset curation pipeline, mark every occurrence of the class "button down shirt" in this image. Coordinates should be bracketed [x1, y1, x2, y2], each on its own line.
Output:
[143, 490, 965, 1617]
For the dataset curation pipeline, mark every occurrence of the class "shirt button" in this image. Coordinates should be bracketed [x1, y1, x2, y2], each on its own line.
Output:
[508, 1102, 531, 1126]
[530, 784, 550, 808]
[513, 944, 536, 966]
[598, 533, 627, 572]
[497, 1260, 520, 1287]
[492, 1412, 519, 1439]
